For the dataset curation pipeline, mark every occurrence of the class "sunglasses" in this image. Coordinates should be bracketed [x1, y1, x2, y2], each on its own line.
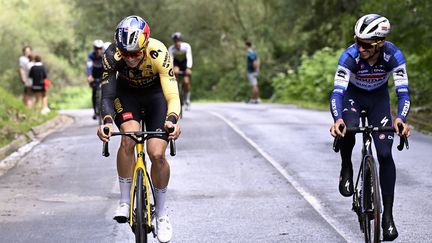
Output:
[120, 50, 143, 58]
[355, 37, 383, 49]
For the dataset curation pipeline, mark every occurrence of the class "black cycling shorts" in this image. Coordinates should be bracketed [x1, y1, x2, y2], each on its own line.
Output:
[173, 59, 187, 72]
[113, 87, 168, 141]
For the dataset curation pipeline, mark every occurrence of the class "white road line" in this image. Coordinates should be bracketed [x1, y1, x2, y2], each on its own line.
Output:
[209, 111, 355, 243]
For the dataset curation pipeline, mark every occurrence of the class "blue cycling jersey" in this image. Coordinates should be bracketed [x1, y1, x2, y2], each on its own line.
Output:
[87, 52, 104, 79]
[330, 41, 411, 122]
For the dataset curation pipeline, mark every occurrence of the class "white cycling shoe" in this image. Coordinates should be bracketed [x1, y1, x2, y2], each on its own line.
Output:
[156, 215, 172, 242]
[113, 203, 130, 223]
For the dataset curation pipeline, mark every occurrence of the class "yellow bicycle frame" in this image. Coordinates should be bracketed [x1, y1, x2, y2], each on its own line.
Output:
[129, 143, 152, 228]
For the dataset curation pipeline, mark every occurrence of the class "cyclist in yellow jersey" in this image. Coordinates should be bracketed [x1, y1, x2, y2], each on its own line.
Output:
[96, 15, 180, 243]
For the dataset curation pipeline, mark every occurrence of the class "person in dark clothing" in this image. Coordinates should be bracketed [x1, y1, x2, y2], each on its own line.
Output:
[87, 39, 105, 119]
[29, 55, 50, 114]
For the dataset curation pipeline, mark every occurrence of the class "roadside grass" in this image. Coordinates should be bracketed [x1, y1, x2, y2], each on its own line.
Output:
[0, 87, 56, 148]
[49, 85, 92, 110]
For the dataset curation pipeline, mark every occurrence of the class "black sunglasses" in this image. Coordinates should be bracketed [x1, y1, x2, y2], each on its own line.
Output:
[355, 37, 383, 49]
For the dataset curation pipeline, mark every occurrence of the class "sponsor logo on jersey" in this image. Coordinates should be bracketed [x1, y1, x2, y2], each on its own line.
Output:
[395, 68, 405, 77]
[331, 98, 338, 117]
[150, 50, 159, 59]
[169, 68, 174, 77]
[114, 50, 122, 61]
[383, 53, 391, 62]
[122, 112, 133, 120]
[401, 100, 410, 117]
[162, 52, 170, 68]
[381, 116, 389, 126]
[337, 69, 347, 79]
[150, 49, 163, 59]
[114, 98, 123, 113]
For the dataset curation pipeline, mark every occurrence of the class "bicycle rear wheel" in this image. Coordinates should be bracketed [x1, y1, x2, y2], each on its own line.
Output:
[135, 168, 147, 243]
[363, 156, 381, 243]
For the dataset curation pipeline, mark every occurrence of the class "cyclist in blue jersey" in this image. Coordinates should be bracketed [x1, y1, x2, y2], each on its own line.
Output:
[329, 14, 411, 241]
[87, 39, 105, 120]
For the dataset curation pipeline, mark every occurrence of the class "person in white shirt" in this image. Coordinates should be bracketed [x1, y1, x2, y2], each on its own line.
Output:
[18, 46, 33, 108]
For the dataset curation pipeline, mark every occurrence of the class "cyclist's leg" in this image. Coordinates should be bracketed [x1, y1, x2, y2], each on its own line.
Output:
[91, 84, 98, 118]
[113, 92, 141, 222]
[184, 74, 191, 104]
[368, 90, 398, 240]
[142, 90, 173, 242]
[338, 91, 361, 196]
[142, 91, 170, 214]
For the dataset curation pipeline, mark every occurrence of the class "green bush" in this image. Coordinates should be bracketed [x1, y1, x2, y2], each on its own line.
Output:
[272, 47, 343, 106]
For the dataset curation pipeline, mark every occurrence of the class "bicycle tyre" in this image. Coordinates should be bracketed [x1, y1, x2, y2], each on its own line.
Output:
[363, 156, 381, 243]
[362, 163, 371, 243]
[135, 168, 147, 243]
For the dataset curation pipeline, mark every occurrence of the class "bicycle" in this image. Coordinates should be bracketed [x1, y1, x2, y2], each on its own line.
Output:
[102, 121, 176, 243]
[175, 70, 190, 117]
[333, 110, 408, 243]
[91, 78, 103, 125]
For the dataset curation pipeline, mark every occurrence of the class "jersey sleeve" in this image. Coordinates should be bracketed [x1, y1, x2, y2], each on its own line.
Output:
[391, 50, 411, 122]
[100, 47, 118, 121]
[86, 53, 94, 76]
[150, 40, 181, 121]
[185, 43, 193, 69]
[330, 51, 355, 121]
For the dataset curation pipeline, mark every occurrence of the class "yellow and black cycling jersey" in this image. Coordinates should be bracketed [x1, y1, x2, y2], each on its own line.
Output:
[101, 38, 180, 122]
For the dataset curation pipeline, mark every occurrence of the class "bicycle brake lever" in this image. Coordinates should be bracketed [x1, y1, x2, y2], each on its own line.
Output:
[333, 124, 345, 153]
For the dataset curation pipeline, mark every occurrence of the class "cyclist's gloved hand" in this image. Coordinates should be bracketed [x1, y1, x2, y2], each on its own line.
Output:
[394, 118, 410, 137]
[330, 118, 346, 138]
[97, 116, 114, 142]
[164, 121, 181, 140]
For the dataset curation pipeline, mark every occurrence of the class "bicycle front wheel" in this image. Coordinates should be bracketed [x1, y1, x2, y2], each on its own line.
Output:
[363, 156, 381, 243]
[135, 168, 147, 243]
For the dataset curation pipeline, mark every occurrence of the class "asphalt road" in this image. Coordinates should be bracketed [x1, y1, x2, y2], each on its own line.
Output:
[0, 103, 430, 243]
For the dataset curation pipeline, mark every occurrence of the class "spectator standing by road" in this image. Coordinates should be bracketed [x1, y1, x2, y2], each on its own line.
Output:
[245, 41, 260, 104]
[18, 46, 33, 108]
[29, 55, 50, 115]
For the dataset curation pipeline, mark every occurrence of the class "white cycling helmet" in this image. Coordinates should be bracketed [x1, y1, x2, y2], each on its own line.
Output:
[354, 14, 390, 39]
[93, 39, 104, 48]
[171, 32, 182, 41]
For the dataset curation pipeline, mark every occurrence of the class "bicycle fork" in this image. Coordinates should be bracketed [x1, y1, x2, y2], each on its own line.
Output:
[130, 143, 153, 231]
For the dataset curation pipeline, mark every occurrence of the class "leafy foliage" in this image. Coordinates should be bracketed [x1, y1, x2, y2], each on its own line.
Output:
[0, 87, 55, 147]
[0, 0, 431, 109]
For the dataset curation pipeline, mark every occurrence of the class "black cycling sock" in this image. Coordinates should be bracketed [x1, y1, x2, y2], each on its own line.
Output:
[383, 194, 394, 219]
[340, 135, 355, 171]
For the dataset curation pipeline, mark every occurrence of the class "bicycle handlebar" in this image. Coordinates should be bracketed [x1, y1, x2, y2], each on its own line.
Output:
[102, 127, 176, 157]
[333, 123, 408, 153]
